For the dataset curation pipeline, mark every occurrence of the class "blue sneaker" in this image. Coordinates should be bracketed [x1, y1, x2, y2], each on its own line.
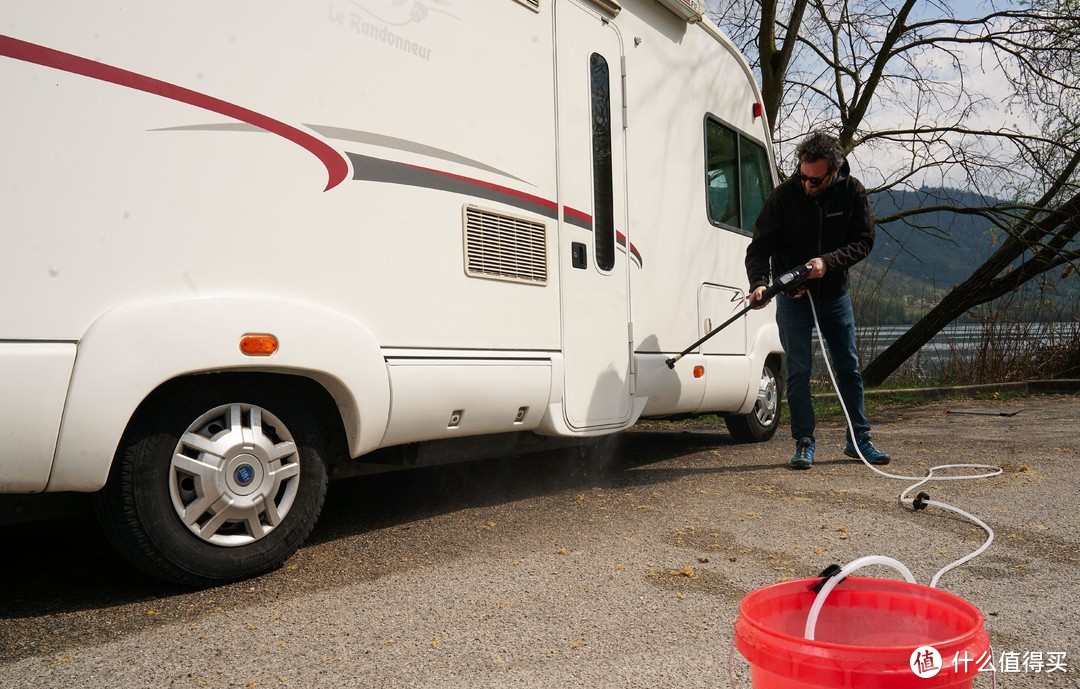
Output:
[790, 437, 815, 469]
[845, 434, 891, 465]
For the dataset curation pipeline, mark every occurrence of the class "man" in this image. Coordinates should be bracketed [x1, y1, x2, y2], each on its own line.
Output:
[745, 131, 891, 469]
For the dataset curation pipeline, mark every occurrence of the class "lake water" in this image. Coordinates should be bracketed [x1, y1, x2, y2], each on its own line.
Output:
[813, 322, 1078, 373]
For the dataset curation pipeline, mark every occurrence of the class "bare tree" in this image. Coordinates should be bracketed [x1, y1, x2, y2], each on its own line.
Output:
[709, 0, 1080, 385]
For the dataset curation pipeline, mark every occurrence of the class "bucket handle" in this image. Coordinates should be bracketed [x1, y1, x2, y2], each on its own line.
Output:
[804, 556, 917, 640]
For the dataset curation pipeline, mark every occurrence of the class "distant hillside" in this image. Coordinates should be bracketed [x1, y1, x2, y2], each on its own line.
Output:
[867, 187, 999, 289]
[853, 187, 1077, 324]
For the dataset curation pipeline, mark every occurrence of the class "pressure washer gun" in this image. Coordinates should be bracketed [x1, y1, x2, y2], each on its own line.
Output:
[665, 263, 811, 369]
[758, 262, 813, 303]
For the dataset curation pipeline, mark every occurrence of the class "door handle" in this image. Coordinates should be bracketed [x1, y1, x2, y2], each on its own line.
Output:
[571, 242, 588, 269]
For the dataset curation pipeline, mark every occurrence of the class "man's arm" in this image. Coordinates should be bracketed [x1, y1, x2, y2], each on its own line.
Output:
[745, 192, 781, 291]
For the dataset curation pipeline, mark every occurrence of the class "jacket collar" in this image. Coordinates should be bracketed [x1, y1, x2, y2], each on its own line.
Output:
[833, 159, 851, 185]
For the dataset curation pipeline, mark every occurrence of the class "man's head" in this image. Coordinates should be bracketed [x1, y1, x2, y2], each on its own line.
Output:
[795, 131, 844, 197]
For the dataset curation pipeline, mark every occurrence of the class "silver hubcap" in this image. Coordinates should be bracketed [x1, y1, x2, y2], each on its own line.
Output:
[752, 366, 779, 427]
[169, 403, 300, 547]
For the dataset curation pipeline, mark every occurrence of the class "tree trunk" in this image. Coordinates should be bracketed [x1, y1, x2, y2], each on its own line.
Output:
[863, 191, 1080, 386]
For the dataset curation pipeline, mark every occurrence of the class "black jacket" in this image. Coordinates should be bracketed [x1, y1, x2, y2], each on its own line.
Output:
[745, 160, 874, 299]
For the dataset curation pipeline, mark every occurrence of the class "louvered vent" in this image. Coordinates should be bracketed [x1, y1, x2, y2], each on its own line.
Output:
[463, 205, 548, 285]
[511, 0, 541, 12]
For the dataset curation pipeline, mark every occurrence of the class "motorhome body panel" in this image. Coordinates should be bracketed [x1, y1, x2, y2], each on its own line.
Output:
[381, 357, 553, 446]
[46, 294, 389, 491]
[1, 3, 561, 350]
[0, 344, 76, 491]
[613, 3, 780, 414]
[2, 0, 782, 498]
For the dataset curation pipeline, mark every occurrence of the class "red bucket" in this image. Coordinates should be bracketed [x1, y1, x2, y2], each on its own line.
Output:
[734, 577, 990, 688]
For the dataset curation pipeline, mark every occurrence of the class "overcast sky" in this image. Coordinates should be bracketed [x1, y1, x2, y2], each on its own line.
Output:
[703, 0, 1037, 191]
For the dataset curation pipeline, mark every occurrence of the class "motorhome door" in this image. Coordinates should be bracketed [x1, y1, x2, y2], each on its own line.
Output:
[555, 1, 632, 430]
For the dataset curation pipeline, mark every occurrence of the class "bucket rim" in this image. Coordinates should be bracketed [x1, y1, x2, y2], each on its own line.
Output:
[736, 576, 985, 654]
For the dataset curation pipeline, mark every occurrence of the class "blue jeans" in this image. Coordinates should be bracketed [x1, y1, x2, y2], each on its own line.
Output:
[776, 292, 870, 442]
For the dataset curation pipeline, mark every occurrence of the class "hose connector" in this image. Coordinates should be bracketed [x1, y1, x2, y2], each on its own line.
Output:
[913, 491, 931, 511]
[811, 564, 845, 594]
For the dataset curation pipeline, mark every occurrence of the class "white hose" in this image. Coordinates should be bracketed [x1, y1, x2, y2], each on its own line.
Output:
[803, 556, 916, 640]
[807, 294, 1002, 587]
[727, 293, 1006, 688]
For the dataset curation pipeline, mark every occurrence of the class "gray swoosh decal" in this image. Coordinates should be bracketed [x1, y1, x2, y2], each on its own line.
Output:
[307, 125, 530, 184]
[152, 122, 530, 185]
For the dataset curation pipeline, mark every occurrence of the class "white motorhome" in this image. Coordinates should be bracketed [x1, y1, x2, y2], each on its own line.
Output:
[1, 0, 783, 584]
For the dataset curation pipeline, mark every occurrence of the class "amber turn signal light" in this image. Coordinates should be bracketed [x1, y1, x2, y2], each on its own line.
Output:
[693, 365, 705, 378]
[239, 334, 278, 356]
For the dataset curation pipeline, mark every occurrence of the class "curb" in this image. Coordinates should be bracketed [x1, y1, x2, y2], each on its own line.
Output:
[812, 379, 1080, 402]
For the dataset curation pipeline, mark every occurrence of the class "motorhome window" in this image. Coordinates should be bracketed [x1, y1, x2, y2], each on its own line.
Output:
[739, 137, 772, 232]
[705, 123, 740, 228]
[705, 118, 773, 234]
[590, 53, 616, 272]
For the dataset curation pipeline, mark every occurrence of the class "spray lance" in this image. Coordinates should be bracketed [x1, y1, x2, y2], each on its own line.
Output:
[665, 263, 811, 369]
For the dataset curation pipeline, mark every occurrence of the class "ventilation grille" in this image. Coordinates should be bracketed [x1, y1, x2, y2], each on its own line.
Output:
[464, 205, 547, 285]
[511, 0, 541, 12]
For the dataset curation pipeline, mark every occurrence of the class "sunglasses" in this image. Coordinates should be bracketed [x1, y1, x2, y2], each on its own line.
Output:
[797, 170, 832, 186]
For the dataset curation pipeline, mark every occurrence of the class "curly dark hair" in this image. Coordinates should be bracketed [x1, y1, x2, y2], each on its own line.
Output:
[795, 131, 844, 170]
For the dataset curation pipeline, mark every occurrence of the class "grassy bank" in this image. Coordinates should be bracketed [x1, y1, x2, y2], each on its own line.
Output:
[851, 267, 1080, 387]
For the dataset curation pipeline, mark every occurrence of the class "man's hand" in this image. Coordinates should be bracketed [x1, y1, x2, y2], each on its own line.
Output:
[807, 257, 827, 279]
[750, 285, 769, 309]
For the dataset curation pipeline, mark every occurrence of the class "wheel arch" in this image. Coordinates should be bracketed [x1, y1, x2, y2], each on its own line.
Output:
[125, 370, 350, 469]
[48, 293, 390, 492]
[765, 350, 785, 400]
[738, 320, 784, 415]
[724, 350, 783, 443]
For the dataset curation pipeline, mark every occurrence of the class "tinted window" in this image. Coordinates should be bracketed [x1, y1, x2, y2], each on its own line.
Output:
[705, 118, 773, 234]
[590, 53, 615, 271]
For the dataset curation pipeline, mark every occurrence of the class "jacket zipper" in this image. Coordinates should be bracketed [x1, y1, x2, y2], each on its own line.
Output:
[815, 198, 823, 299]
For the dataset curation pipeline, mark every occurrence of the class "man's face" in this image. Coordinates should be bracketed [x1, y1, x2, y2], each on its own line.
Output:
[798, 158, 835, 197]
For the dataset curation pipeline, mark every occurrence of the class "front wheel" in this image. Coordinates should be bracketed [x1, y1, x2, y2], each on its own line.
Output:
[724, 358, 782, 443]
[95, 380, 328, 586]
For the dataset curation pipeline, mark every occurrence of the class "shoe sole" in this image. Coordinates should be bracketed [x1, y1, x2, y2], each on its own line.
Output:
[790, 460, 813, 470]
[844, 449, 890, 466]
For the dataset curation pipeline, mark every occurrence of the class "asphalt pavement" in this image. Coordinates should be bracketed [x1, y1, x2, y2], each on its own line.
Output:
[1, 394, 1076, 688]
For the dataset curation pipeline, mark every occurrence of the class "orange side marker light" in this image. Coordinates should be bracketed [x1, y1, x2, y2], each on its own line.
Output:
[240, 334, 279, 356]
[693, 365, 705, 379]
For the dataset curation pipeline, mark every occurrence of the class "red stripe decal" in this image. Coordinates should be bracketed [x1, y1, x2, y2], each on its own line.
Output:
[403, 160, 558, 214]
[0, 35, 348, 191]
[406, 160, 645, 267]
[353, 150, 648, 268]
[564, 206, 593, 225]
[617, 231, 643, 266]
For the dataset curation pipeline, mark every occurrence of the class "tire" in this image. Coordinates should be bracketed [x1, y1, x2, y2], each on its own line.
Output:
[724, 358, 782, 443]
[95, 379, 328, 586]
